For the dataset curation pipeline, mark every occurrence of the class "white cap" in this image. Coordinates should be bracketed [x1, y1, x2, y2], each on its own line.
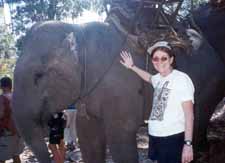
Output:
[147, 41, 171, 56]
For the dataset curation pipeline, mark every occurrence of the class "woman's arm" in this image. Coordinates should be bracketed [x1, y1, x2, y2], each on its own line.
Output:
[120, 51, 152, 83]
[182, 100, 194, 163]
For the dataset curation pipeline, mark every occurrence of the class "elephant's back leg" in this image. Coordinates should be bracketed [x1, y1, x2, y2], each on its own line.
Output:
[102, 89, 142, 163]
[103, 99, 140, 163]
[76, 114, 106, 163]
[106, 126, 139, 163]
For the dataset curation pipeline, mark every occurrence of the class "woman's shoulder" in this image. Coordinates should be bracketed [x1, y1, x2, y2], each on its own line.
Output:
[173, 70, 191, 79]
[173, 70, 194, 90]
[152, 72, 160, 79]
[151, 72, 160, 83]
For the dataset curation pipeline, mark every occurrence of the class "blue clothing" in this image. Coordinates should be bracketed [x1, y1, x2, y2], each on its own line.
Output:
[67, 104, 76, 110]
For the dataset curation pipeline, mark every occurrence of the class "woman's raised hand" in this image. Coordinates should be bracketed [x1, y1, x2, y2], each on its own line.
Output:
[120, 51, 134, 69]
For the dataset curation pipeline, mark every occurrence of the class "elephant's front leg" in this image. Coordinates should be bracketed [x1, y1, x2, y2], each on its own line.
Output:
[77, 114, 106, 163]
[18, 119, 51, 163]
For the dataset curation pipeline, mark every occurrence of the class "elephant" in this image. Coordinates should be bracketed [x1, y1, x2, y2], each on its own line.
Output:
[12, 20, 225, 163]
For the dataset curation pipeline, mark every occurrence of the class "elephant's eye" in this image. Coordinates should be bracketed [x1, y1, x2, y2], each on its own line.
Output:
[34, 72, 44, 86]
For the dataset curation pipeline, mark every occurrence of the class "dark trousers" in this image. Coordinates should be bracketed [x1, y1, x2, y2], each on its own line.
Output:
[148, 132, 184, 163]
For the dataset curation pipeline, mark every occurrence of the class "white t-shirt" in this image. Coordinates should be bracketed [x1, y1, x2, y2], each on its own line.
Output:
[148, 69, 194, 137]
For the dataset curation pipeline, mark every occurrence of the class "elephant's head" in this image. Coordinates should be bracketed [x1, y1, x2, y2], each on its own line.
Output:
[13, 32, 81, 127]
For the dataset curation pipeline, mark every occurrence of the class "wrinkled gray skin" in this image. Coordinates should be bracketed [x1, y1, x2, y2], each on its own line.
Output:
[12, 21, 225, 163]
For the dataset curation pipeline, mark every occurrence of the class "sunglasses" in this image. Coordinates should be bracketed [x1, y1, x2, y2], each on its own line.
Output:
[151, 56, 169, 62]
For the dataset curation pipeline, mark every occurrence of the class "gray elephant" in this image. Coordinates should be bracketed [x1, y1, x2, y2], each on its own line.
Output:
[12, 21, 225, 163]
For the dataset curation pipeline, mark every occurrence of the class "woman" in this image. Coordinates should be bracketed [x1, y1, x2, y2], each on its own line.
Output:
[120, 41, 194, 163]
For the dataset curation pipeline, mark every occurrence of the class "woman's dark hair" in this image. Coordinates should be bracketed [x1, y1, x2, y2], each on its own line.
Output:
[150, 46, 176, 68]
[0, 77, 12, 89]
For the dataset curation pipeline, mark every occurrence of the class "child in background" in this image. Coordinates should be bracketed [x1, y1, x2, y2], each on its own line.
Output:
[48, 112, 66, 163]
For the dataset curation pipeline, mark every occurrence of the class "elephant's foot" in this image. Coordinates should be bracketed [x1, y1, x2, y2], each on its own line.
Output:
[23, 126, 51, 163]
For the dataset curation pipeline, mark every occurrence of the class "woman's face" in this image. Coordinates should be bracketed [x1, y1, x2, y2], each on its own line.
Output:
[151, 50, 174, 76]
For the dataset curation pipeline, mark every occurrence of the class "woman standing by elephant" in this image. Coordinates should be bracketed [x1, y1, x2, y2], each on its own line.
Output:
[120, 41, 195, 163]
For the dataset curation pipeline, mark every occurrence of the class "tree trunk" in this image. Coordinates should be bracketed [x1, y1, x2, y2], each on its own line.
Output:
[48, 0, 57, 20]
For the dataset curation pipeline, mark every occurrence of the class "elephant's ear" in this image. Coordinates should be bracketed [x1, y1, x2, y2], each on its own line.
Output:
[186, 29, 203, 51]
[61, 32, 79, 64]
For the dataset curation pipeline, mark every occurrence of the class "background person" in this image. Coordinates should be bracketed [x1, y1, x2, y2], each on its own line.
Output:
[120, 41, 195, 163]
[48, 112, 66, 163]
[0, 76, 24, 163]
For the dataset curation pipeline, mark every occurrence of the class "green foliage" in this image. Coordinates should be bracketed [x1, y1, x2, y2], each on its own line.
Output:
[0, 58, 16, 78]
[57, 0, 91, 20]
[90, 0, 105, 14]
[12, 0, 104, 35]
[193, 0, 209, 6]
[0, 25, 17, 78]
[12, 0, 105, 53]
[0, 25, 16, 59]
[178, 0, 208, 16]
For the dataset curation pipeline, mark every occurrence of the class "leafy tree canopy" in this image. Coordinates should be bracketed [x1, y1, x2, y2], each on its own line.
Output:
[0, 25, 16, 78]
[12, 0, 92, 34]
[11, 0, 106, 52]
[0, 25, 16, 59]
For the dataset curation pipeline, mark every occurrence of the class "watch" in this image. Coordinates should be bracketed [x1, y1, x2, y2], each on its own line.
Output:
[184, 140, 192, 146]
